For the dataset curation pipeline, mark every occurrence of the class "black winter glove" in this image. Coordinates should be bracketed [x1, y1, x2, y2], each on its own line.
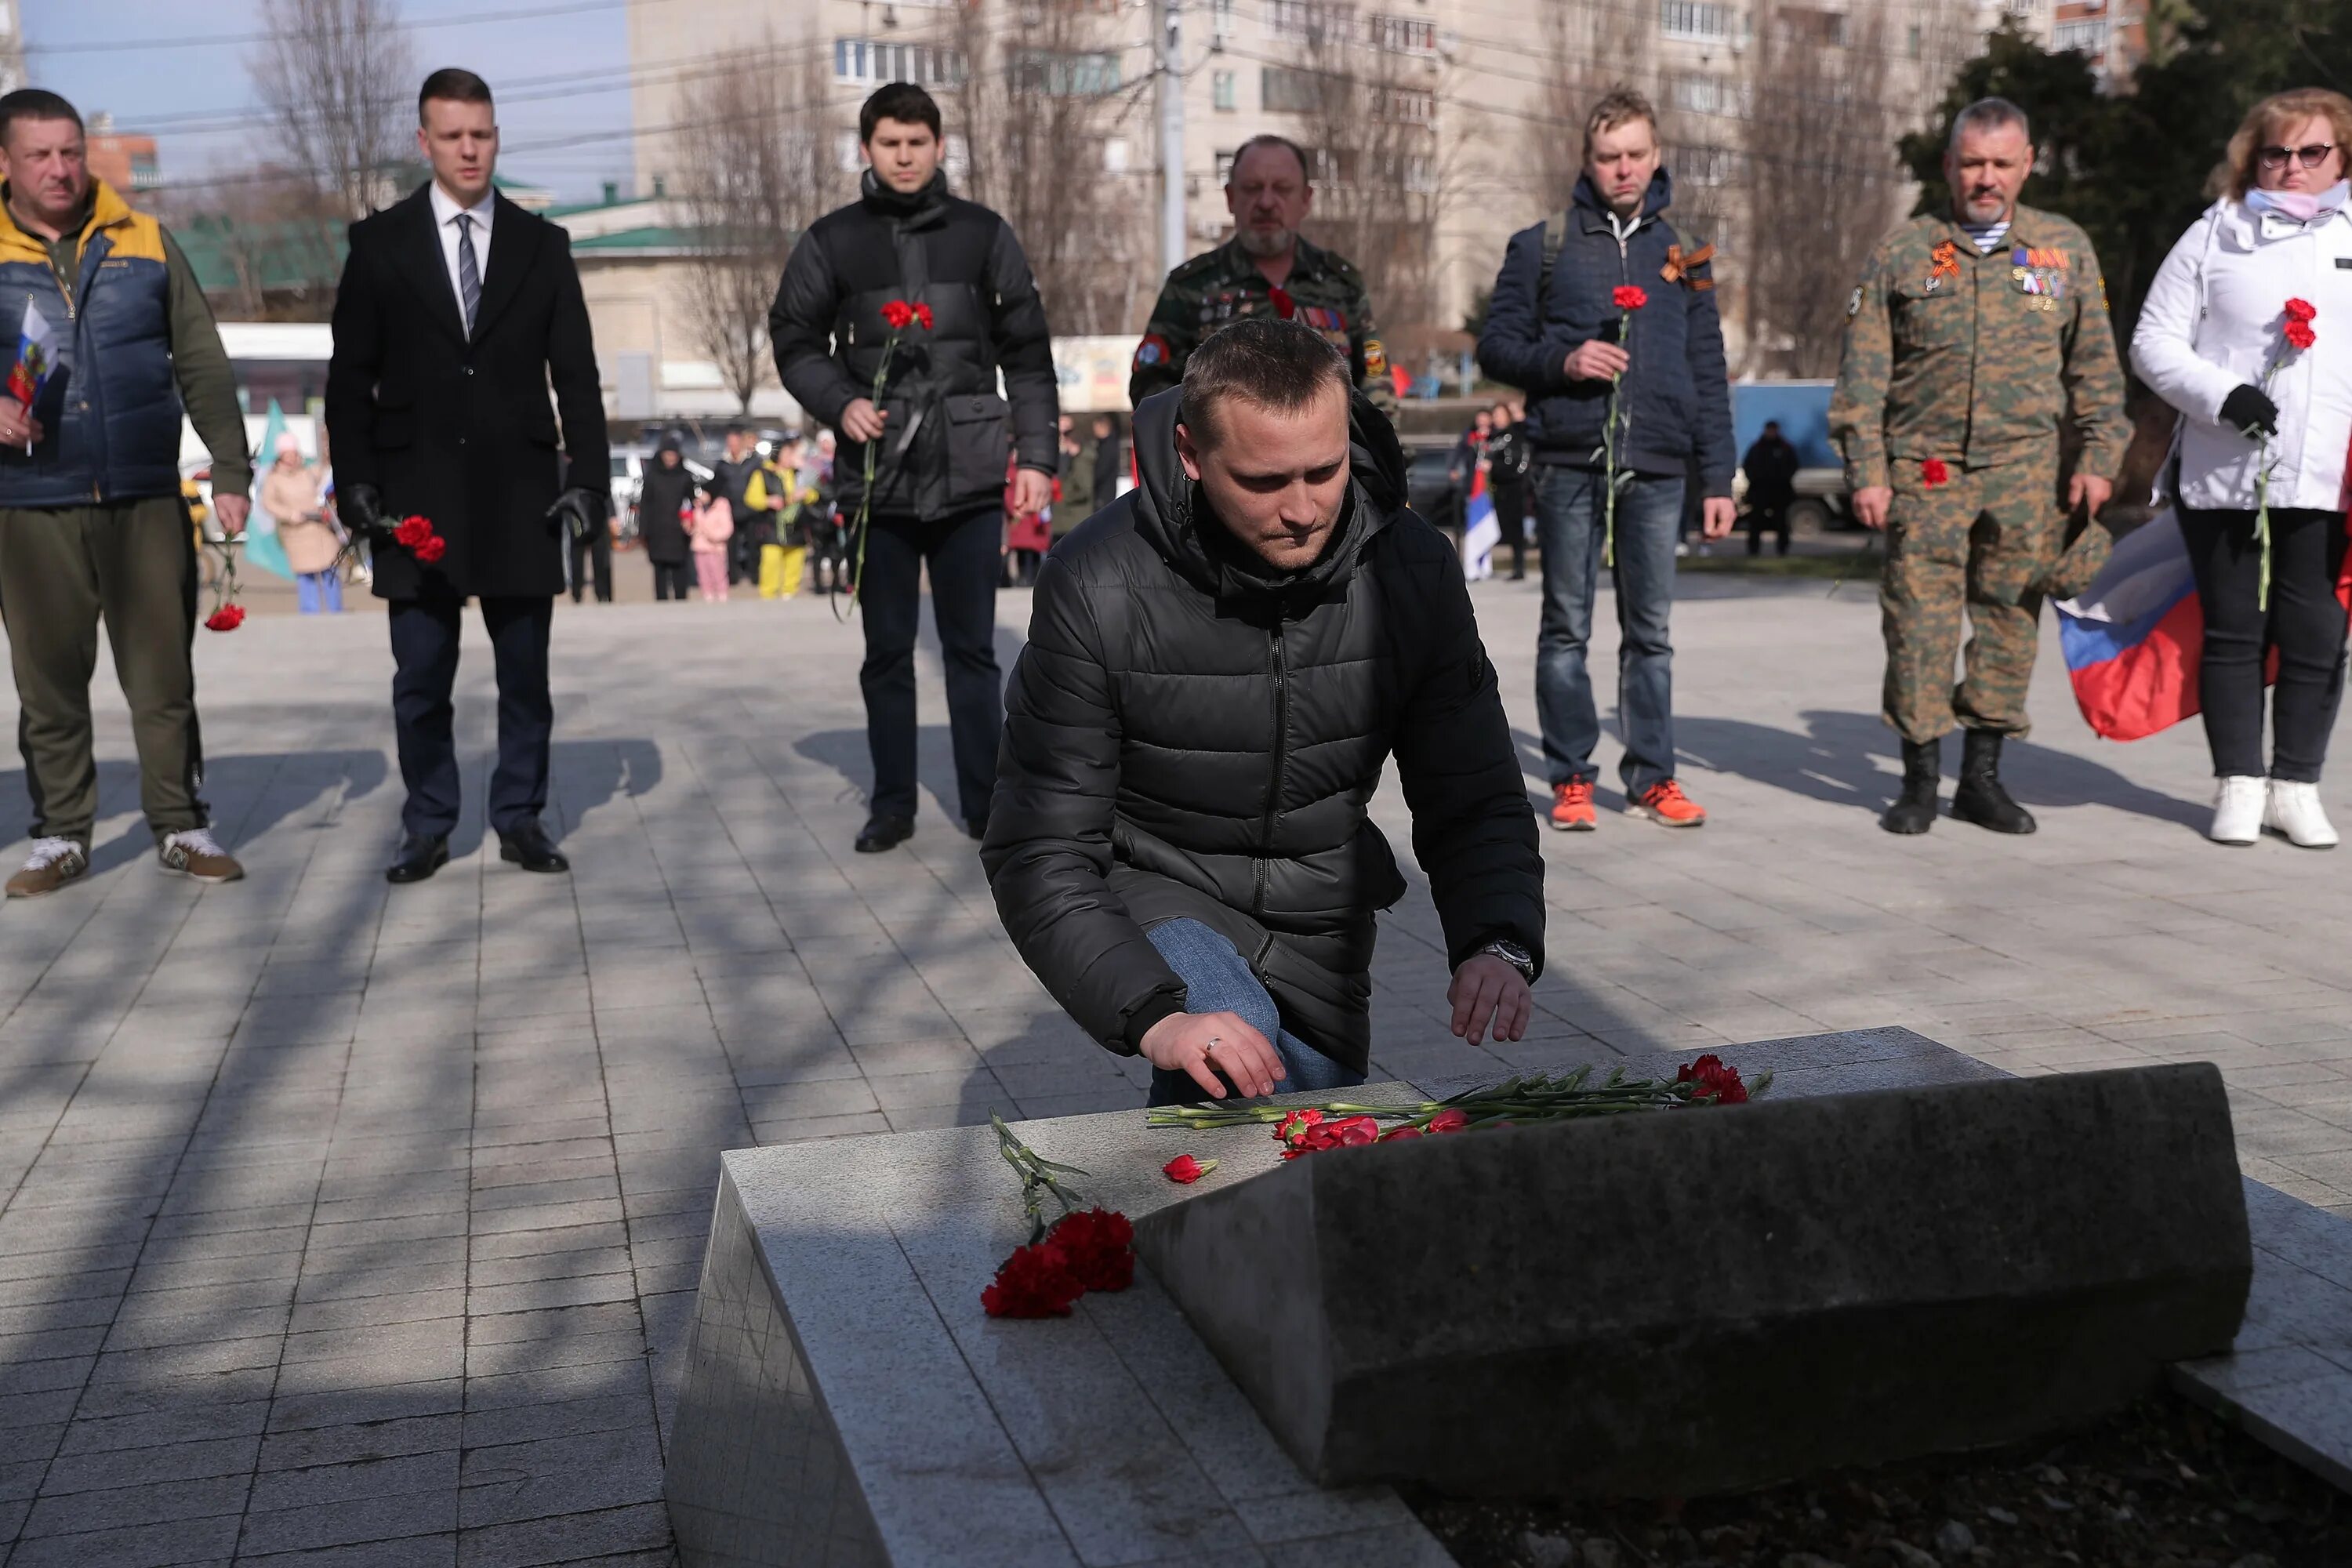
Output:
[2220, 383, 2280, 439]
[339, 482, 390, 557]
[546, 488, 607, 542]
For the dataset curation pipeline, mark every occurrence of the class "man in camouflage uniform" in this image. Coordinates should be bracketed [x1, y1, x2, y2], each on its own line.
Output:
[1831, 96, 2129, 837]
[1131, 134, 1394, 413]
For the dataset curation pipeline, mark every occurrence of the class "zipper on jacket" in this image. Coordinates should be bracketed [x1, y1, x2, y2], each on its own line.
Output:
[1253, 626, 1290, 917]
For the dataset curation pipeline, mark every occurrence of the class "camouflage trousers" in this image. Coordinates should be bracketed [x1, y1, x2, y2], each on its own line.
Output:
[1879, 456, 2069, 744]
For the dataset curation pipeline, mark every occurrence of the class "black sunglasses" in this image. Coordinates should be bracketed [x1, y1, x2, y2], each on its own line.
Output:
[2259, 142, 2338, 170]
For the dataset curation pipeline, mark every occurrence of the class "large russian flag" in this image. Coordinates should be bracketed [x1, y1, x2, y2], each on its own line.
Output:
[2055, 503, 2352, 741]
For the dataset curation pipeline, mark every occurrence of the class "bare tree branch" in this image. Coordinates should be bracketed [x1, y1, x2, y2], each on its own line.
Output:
[250, 0, 414, 222]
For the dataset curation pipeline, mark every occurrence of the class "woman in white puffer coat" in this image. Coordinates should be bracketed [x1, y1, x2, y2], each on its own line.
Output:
[2133, 88, 2352, 849]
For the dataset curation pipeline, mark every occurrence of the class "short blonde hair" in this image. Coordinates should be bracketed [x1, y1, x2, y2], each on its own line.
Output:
[2222, 89, 2352, 200]
[1584, 87, 1658, 158]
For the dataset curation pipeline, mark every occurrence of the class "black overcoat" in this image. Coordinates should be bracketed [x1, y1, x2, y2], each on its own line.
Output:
[325, 185, 609, 600]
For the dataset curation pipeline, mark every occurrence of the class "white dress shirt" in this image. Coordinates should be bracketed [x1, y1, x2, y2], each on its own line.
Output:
[427, 182, 495, 331]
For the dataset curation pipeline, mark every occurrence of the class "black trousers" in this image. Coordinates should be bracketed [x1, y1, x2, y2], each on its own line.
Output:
[860, 506, 1001, 825]
[649, 559, 692, 601]
[1493, 484, 1529, 575]
[387, 583, 554, 838]
[2179, 504, 2350, 782]
[1746, 500, 1791, 556]
[568, 528, 612, 602]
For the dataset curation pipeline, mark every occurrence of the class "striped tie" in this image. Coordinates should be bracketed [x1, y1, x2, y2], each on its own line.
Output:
[455, 213, 480, 336]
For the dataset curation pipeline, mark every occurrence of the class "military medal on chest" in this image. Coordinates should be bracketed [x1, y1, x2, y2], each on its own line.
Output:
[2010, 245, 2068, 313]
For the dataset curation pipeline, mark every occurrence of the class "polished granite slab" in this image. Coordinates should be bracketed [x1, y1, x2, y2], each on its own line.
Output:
[662, 1026, 2352, 1566]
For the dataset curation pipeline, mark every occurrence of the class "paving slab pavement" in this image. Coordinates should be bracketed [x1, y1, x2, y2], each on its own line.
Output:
[1, 562, 2347, 1563]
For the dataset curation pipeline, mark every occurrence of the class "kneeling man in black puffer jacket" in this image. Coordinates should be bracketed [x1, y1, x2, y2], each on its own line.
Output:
[983, 318, 1545, 1105]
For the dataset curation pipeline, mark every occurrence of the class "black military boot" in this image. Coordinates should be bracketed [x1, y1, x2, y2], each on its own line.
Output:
[1951, 729, 2037, 834]
[1879, 739, 1941, 835]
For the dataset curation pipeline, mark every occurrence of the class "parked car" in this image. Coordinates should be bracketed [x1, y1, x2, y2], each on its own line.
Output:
[1406, 442, 1465, 536]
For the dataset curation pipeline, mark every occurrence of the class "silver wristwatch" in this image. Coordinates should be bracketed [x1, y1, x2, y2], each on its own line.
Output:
[1479, 938, 1535, 983]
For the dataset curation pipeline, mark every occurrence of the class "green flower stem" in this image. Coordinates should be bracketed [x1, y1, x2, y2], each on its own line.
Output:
[840, 333, 902, 621]
[1145, 1067, 1771, 1134]
[1600, 306, 1632, 569]
[991, 1112, 1090, 1245]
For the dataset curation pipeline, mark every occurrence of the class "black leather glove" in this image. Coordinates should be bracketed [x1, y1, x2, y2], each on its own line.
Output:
[545, 488, 607, 541]
[2220, 383, 2280, 439]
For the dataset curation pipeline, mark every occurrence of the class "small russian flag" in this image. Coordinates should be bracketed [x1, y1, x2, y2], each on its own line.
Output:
[1459, 468, 1498, 582]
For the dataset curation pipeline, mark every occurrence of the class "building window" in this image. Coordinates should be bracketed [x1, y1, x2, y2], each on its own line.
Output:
[1260, 65, 1323, 114]
[833, 38, 967, 86]
[2053, 19, 2103, 52]
[1012, 49, 1121, 95]
[1369, 85, 1435, 123]
[1680, 145, 1737, 187]
[1104, 137, 1131, 172]
[1367, 13, 1436, 54]
[1906, 22, 1922, 56]
[1659, 1, 1730, 41]
[1212, 69, 1237, 111]
[1212, 0, 1236, 38]
[1668, 74, 1733, 114]
[1267, 0, 1352, 42]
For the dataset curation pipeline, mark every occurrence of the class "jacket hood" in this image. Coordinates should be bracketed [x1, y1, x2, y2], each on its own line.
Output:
[654, 436, 681, 458]
[1573, 168, 1674, 225]
[1127, 384, 1407, 604]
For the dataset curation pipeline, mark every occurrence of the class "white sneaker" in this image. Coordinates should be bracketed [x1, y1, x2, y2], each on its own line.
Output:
[2209, 775, 2265, 845]
[2265, 779, 2339, 849]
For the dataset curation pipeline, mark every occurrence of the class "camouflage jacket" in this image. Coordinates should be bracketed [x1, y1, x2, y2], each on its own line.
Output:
[1129, 234, 1394, 412]
[1829, 204, 2129, 490]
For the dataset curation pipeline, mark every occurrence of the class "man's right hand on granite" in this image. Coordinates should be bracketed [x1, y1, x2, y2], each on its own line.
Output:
[1140, 1011, 1283, 1100]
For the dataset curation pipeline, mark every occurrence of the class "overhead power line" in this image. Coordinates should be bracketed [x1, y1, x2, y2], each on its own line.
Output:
[23, 0, 652, 55]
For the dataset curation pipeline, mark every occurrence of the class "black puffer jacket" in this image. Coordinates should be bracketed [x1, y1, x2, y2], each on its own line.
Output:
[982, 388, 1544, 1072]
[769, 171, 1058, 523]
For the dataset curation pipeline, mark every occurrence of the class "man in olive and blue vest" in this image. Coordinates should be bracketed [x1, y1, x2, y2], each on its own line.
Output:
[0, 90, 252, 898]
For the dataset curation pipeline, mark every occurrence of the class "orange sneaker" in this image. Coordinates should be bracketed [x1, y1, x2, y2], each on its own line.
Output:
[1630, 779, 1707, 828]
[1549, 780, 1597, 832]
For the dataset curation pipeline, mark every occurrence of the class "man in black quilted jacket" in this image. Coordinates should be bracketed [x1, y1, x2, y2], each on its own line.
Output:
[983, 318, 1545, 1105]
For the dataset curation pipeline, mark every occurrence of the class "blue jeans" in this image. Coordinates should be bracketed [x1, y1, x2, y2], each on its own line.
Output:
[1142, 920, 1366, 1107]
[1533, 464, 1684, 794]
[296, 570, 342, 614]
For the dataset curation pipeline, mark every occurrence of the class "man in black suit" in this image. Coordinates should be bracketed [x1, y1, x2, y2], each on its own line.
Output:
[326, 68, 608, 884]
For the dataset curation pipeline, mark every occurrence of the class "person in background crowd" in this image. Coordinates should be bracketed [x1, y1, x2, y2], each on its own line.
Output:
[1057, 413, 1094, 533]
[713, 424, 761, 586]
[985, 318, 1543, 1105]
[262, 432, 341, 613]
[637, 438, 695, 601]
[1091, 412, 1123, 505]
[0, 88, 251, 897]
[1831, 96, 2129, 837]
[770, 80, 1058, 853]
[1485, 401, 1534, 579]
[1479, 86, 1734, 833]
[1449, 406, 1493, 495]
[690, 479, 733, 601]
[742, 441, 797, 599]
[2132, 87, 2352, 848]
[1740, 419, 1800, 558]
[1004, 449, 1050, 586]
[798, 433, 844, 594]
[327, 67, 610, 884]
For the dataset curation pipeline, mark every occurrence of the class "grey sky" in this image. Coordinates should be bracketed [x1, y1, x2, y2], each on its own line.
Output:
[20, 0, 636, 203]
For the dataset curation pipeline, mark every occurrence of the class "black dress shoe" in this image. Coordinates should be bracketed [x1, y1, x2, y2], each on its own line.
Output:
[498, 822, 572, 873]
[855, 815, 915, 854]
[387, 833, 450, 884]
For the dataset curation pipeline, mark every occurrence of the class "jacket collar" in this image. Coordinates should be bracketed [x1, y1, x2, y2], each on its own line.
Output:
[2213, 194, 2352, 249]
[1127, 387, 1404, 610]
[1573, 169, 1673, 232]
[0, 176, 136, 262]
[394, 182, 535, 345]
[861, 169, 949, 227]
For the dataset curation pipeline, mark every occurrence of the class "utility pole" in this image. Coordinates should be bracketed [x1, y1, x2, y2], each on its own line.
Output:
[1159, 0, 1186, 275]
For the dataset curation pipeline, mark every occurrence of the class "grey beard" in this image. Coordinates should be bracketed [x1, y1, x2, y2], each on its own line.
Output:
[1236, 226, 1296, 259]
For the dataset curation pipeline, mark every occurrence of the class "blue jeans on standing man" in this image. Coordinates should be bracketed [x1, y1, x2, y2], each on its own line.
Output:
[1141, 919, 1367, 1107]
[1533, 463, 1685, 796]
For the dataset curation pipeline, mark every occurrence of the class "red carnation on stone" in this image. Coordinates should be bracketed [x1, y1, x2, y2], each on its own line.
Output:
[981, 1240, 1083, 1318]
[880, 299, 916, 331]
[203, 604, 245, 633]
[913, 303, 935, 331]
[1274, 1108, 1325, 1145]
[1378, 1125, 1422, 1142]
[2286, 318, 2318, 351]
[413, 535, 447, 564]
[1921, 459, 1951, 487]
[394, 515, 433, 548]
[1425, 1107, 1471, 1134]
[1162, 1153, 1214, 1185]
[1612, 285, 1649, 311]
[1046, 1207, 1134, 1294]
[2285, 298, 2318, 324]
[1269, 286, 1296, 320]
[1675, 1054, 1749, 1105]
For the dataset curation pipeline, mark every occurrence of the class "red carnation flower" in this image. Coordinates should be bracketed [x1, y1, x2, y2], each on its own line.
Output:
[1377, 1125, 1422, 1142]
[913, 303, 935, 331]
[413, 535, 448, 564]
[2285, 298, 2318, 324]
[880, 299, 916, 331]
[2286, 319, 2318, 351]
[203, 604, 245, 633]
[1425, 1107, 1471, 1134]
[1612, 285, 1649, 311]
[981, 1240, 1083, 1318]
[1675, 1053, 1749, 1105]
[1269, 286, 1296, 320]
[1921, 459, 1950, 487]
[1274, 1108, 1325, 1145]
[1047, 1207, 1134, 1294]
[1161, 1152, 1215, 1185]
[393, 515, 433, 548]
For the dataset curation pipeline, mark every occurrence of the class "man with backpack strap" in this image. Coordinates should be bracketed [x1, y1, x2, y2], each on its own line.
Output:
[1478, 87, 1735, 835]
